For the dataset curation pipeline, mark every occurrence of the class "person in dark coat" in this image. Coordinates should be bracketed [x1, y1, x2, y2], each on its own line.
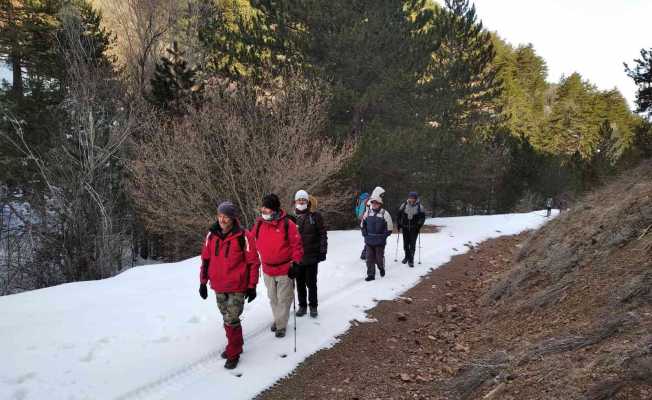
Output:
[396, 192, 426, 268]
[293, 190, 327, 318]
[361, 192, 393, 281]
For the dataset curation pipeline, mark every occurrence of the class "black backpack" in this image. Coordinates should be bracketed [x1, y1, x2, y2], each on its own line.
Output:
[212, 231, 247, 257]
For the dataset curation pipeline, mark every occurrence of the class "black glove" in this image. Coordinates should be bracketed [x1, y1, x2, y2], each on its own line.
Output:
[288, 263, 299, 280]
[245, 287, 257, 303]
[199, 283, 208, 300]
[318, 253, 326, 262]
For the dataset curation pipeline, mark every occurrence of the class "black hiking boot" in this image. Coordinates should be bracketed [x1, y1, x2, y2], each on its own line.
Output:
[221, 351, 228, 359]
[309, 306, 318, 318]
[401, 257, 408, 264]
[365, 275, 375, 281]
[270, 323, 277, 332]
[408, 261, 414, 268]
[275, 328, 286, 338]
[379, 267, 386, 277]
[296, 306, 307, 317]
[224, 356, 239, 369]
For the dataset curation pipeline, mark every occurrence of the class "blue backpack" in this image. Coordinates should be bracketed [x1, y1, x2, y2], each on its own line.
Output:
[355, 192, 369, 220]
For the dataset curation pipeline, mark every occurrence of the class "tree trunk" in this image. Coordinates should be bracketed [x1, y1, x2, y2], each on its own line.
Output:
[10, 55, 23, 98]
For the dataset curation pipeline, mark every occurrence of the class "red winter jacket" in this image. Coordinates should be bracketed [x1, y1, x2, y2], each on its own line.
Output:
[253, 211, 303, 276]
[199, 223, 260, 293]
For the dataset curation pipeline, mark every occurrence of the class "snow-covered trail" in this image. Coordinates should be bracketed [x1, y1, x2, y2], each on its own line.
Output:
[0, 211, 557, 400]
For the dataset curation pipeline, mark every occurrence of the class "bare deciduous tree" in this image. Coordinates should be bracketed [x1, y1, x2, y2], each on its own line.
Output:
[129, 73, 355, 251]
[95, 0, 182, 97]
[0, 7, 137, 292]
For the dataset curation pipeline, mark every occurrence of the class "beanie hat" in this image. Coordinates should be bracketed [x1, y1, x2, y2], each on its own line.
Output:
[408, 191, 418, 199]
[262, 193, 281, 211]
[294, 190, 309, 201]
[217, 201, 238, 220]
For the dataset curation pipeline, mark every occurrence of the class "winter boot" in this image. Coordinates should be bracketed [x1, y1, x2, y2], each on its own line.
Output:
[401, 257, 408, 264]
[365, 275, 375, 281]
[309, 306, 318, 318]
[270, 323, 277, 332]
[221, 351, 228, 359]
[275, 328, 286, 338]
[224, 356, 239, 369]
[296, 306, 307, 317]
[408, 261, 414, 268]
[379, 266, 386, 277]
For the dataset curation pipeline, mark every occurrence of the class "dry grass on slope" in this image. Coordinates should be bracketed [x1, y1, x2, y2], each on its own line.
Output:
[450, 161, 652, 400]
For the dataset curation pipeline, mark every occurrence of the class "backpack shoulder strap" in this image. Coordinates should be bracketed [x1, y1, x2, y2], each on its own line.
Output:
[238, 234, 246, 252]
[284, 217, 290, 241]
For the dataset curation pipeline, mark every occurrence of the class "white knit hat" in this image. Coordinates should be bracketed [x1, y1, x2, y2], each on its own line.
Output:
[294, 190, 309, 201]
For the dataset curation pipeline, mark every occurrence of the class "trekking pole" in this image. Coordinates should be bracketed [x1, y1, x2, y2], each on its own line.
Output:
[418, 232, 422, 265]
[293, 292, 297, 353]
[393, 231, 399, 262]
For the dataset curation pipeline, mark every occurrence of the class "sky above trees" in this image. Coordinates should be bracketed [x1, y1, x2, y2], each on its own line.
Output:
[433, 0, 651, 109]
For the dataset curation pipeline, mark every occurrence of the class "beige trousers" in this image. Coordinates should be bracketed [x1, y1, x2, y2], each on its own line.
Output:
[263, 273, 295, 330]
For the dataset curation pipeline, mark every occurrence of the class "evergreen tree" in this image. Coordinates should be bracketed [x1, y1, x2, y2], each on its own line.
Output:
[212, 0, 433, 136]
[541, 73, 598, 159]
[149, 41, 202, 116]
[625, 48, 652, 118]
[0, 0, 112, 182]
[420, 0, 502, 135]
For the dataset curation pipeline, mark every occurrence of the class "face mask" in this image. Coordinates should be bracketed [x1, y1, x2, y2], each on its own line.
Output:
[262, 213, 273, 221]
[296, 203, 308, 211]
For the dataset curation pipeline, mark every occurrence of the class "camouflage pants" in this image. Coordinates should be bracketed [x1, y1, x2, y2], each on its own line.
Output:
[215, 292, 245, 326]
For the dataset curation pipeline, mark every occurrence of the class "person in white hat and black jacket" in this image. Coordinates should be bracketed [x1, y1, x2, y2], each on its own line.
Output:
[292, 190, 328, 318]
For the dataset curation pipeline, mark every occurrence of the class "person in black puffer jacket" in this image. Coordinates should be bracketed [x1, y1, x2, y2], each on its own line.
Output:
[293, 190, 328, 318]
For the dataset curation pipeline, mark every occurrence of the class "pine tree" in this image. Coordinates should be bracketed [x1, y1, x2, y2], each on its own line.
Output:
[213, 0, 433, 136]
[625, 48, 652, 118]
[148, 41, 203, 116]
[420, 0, 502, 135]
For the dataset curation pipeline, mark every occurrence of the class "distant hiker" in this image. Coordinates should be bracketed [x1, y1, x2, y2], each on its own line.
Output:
[199, 201, 260, 370]
[293, 190, 328, 318]
[356, 192, 370, 260]
[359, 187, 386, 260]
[361, 190, 393, 281]
[397, 192, 426, 268]
[254, 193, 303, 338]
[546, 197, 553, 217]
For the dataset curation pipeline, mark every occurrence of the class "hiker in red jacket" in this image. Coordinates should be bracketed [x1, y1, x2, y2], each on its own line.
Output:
[199, 201, 260, 370]
[253, 193, 303, 338]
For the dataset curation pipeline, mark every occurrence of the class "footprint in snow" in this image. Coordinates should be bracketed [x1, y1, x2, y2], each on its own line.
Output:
[12, 388, 27, 400]
[11, 372, 37, 385]
[187, 316, 201, 324]
[80, 350, 94, 363]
